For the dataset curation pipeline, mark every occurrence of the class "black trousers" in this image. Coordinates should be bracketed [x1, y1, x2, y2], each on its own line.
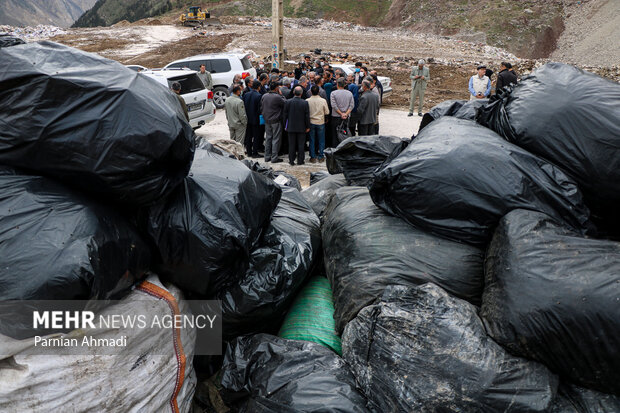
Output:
[288, 132, 306, 164]
[349, 111, 360, 136]
[358, 123, 373, 136]
[244, 123, 261, 156]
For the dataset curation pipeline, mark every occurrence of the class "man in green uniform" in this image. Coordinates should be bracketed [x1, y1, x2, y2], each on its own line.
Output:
[225, 85, 247, 143]
[409, 59, 430, 117]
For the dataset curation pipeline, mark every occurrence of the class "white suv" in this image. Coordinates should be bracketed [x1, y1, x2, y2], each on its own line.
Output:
[140, 69, 215, 129]
[164, 53, 257, 108]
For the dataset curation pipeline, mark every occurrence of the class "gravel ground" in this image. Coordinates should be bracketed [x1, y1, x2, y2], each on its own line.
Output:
[552, 0, 620, 66]
[195, 107, 421, 188]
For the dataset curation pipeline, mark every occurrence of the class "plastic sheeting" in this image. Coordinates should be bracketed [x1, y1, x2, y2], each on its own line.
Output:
[220, 334, 369, 412]
[322, 187, 484, 333]
[476, 63, 620, 212]
[0, 34, 25, 47]
[332, 135, 409, 185]
[215, 187, 320, 339]
[0, 167, 150, 337]
[370, 117, 593, 246]
[309, 170, 330, 185]
[139, 149, 281, 296]
[0, 276, 196, 413]
[481, 209, 620, 395]
[549, 383, 620, 413]
[418, 99, 466, 131]
[301, 173, 347, 218]
[279, 276, 341, 354]
[0, 41, 195, 206]
[342, 284, 558, 412]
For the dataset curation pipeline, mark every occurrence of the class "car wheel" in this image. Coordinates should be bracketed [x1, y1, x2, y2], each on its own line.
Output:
[213, 87, 229, 109]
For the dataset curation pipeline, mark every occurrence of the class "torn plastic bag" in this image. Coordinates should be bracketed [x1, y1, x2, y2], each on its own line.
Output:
[476, 63, 620, 212]
[322, 187, 484, 333]
[0, 167, 150, 338]
[278, 276, 341, 354]
[0, 41, 195, 206]
[323, 148, 342, 174]
[342, 284, 558, 412]
[333, 135, 409, 185]
[481, 209, 620, 395]
[369, 117, 593, 246]
[138, 149, 281, 296]
[419, 99, 466, 131]
[242, 159, 302, 190]
[301, 173, 346, 218]
[309, 170, 330, 185]
[220, 334, 370, 412]
[215, 187, 320, 339]
[0, 35, 25, 48]
[549, 383, 620, 413]
[0, 275, 196, 413]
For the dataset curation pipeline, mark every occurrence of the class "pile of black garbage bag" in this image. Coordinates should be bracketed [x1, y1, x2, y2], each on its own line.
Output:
[0, 41, 322, 353]
[277, 62, 618, 412]
[3, 42, 620, 412]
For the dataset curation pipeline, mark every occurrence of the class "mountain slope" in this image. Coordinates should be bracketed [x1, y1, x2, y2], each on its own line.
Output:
[0, 0, 97, 27]
[71, 0, 603, 60]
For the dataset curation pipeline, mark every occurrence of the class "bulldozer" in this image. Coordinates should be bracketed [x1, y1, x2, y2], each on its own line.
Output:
[179, 6, 221, 27]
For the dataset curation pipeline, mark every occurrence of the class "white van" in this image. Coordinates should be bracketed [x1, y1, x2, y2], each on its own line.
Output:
[140, 69, 215, 129]
[164, 53, 257, 108]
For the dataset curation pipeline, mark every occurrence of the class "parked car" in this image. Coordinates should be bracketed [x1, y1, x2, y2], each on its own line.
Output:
[331, 64, 393, 102]
[140, 69, 215, 129]
[164, 53, 257, 108]
[125, 64, 148, 72]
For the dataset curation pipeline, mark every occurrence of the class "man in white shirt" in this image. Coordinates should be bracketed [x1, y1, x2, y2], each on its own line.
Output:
[468, 65, 491, 101]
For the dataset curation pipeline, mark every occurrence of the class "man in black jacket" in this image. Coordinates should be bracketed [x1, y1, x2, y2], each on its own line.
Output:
[283, 86, 310, 166]
[495, 62, 518, 94]
[243, 80, 263, 157]
[260, 81, 286, 163]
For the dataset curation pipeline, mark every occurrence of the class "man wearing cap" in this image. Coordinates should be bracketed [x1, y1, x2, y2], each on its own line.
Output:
[469, 65, 492, 100]
[409, 59, 430, 117]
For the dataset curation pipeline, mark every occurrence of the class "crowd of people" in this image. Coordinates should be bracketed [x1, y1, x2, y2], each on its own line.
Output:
[205, 55, 520, 167]
[223, 55, 386, 166]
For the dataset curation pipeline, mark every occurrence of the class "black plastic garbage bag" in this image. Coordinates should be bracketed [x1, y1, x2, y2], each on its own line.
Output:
[242, 159, 302, 191]
[0, 41, 195, 206]
[370, 117, 593, 246]
[323, 148, 342, 174]
[216, 187, 320, 339]
[481, 209, 620, 395]
[220, 334, 370, 412]
[139, 149, 281, 296]
[476, 63, 620, 210]
[323, 187, 484, 333]
[0, 34, 25, 48]
[453, 98, 489, 120]
[419, 99, 466, 131]
[301, 174, 346, 218]
[332, 135, 409, 185]
[0, 167, 150, 338]
[309, 170, 330, 185]
[342, 284, 558, 413]
[549, 383, 620, 413]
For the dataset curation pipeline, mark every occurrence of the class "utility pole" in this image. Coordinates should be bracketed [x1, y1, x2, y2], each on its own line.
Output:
[271, 0, 283, 69]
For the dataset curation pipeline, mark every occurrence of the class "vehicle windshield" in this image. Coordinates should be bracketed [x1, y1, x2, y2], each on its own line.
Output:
[168, 74, 204, 94]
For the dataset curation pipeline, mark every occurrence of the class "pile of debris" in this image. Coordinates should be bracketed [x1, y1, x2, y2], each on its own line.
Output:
[1, 36, 619, 413]
[0, 24, 65, 41]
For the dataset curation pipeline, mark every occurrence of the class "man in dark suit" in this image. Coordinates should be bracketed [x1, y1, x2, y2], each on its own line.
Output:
[283, 86, 310, 166]
[242, 80, 263, 157]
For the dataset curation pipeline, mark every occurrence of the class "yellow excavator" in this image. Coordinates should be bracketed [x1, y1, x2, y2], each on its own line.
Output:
[179, 6, 220, 27]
